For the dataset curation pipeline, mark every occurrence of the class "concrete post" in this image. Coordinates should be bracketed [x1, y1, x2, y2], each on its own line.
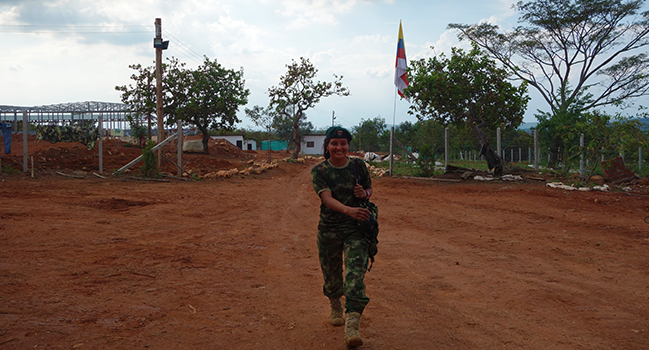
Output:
[98, 113, 103, 174]
[177, 120, 183, 177]
[22, 111, 28, 172]
[534, 129, 539, 171]
[444, 127, 449, 169]
[579, 133, 584, 177]
[497, 127, 501, 159]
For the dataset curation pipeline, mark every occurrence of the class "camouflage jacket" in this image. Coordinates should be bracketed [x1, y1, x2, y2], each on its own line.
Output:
[311, 157, 372, 229]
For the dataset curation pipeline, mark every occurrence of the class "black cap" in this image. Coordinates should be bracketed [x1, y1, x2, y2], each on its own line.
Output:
[325, 126, 352, 141]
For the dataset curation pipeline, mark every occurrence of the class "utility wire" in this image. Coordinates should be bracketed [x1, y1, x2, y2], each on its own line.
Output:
[0, 24, 150, 34]
[162, 29, 268, 95]
[0, 30, 149, 34]
[163, 30, 204, 63]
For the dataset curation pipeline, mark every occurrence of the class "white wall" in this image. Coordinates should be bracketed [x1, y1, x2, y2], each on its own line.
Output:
[211, 135, 256, 150]
[302, 134, 326, 155]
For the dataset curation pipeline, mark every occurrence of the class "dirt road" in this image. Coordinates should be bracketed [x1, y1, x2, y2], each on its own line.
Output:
[1, 160, 648, 349]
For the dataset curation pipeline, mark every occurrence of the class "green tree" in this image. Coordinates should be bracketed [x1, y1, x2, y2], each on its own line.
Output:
[115, 63, 165, 140]
[126, 114, 147, 148]
[449, 0, 649, 167]
[565, 110, 649, 178]
[403, 44, 530, 175]
[353, 117, 387, 152]
[272, 112, 314, 152]
[246, 105, 279, 161]
[268, 57, 349, 159]
[165, 56, 250, 154]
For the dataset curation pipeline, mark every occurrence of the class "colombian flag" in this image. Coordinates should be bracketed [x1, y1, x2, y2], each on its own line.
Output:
[394, 21, 409, 102]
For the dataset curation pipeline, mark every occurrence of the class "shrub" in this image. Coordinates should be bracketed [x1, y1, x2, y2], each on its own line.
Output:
[140, 140, 159, 177]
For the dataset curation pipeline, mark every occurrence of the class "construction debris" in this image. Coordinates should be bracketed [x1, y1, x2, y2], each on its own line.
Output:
[201, 161, 279, 179]
[546, 182, 610, 192]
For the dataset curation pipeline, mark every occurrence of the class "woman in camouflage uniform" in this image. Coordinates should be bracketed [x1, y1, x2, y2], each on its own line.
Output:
[311, 126, 373, 348]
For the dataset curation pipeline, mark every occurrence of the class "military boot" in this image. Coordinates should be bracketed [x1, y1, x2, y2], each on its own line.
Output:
[344, 312, 363, 348]
[329, 297, 344, 326]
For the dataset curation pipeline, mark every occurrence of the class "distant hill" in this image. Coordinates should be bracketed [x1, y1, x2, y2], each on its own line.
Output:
[636, 117, 649, 130]
[518, 122, 538, 132]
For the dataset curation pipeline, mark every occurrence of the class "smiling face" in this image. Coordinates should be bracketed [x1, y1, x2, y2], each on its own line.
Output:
[327, 137, 349, 164]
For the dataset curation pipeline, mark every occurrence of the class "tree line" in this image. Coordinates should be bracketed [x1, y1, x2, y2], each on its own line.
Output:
[116, 0, 649, 174]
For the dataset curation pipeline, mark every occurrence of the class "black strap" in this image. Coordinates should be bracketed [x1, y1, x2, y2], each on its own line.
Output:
[353, 158, 360, 185]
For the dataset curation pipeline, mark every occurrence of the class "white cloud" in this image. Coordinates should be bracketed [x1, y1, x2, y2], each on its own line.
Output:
[270, 0, 390, 29]
[364, 65, 391, 78]
[350, 34, 390, 47]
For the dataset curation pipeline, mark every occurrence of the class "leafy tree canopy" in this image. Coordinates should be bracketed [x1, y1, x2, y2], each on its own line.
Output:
[115, 63, 168, 138]
[404, 43, 530, 175]
[165, 56, 250, 154]
[352, 116, 387, 152]
[450, 0, 649, 114]
[116, 56, 249, 155]
[268, 57, 349, 159]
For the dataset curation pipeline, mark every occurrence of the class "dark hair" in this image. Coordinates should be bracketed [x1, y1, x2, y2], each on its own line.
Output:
[323, 137, 332, 159]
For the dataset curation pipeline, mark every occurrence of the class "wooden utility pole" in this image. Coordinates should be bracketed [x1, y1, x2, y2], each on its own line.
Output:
[155, 18, 164, 169]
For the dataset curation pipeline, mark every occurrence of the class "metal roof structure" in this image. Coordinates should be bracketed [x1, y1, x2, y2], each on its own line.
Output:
[0, 101, 134, 128]
[0, 101, 130, 114]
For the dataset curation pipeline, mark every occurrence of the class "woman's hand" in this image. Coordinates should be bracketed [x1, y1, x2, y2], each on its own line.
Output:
[345, 206, 371, 221]
[320, 190, 370, 221]
[354, 184, 369, 199]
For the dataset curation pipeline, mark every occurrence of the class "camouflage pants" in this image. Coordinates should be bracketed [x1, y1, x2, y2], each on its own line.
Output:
[317, 224, 369, 314]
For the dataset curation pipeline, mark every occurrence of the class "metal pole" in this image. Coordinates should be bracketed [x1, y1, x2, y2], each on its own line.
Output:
[155, 18, 164, 170]
[98, 113, 103, 174]
[444, 127, 449, 169]
[22, 111, 28, 172]
[389, 126, 394, 176]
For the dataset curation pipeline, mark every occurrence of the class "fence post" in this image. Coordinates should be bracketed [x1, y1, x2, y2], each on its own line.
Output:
[579, 133, 584, 178]
[22, 111, 28, 172]
[639, 147, 642, 172]
[177, 120, 183, 177]
[534, 129, 539, 171]
[98, 113, 103, 174]
[445, 127, 449, 169]
[497, 127, 501, 159]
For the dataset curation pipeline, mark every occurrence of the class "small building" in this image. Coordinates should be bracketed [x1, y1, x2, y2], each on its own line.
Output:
[302, 134, 326, 155]
[211, 135, 257, 150]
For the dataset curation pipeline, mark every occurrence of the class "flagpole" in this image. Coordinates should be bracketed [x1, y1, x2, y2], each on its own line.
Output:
[392, 20, 407, 177]
[390, 86, 397, 177]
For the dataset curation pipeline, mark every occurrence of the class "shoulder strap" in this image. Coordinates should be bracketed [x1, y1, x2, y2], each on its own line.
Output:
[353, 158, 359, 185]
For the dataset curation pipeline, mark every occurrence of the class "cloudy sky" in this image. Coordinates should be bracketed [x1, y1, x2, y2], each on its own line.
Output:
[1, 0, 544, 130]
